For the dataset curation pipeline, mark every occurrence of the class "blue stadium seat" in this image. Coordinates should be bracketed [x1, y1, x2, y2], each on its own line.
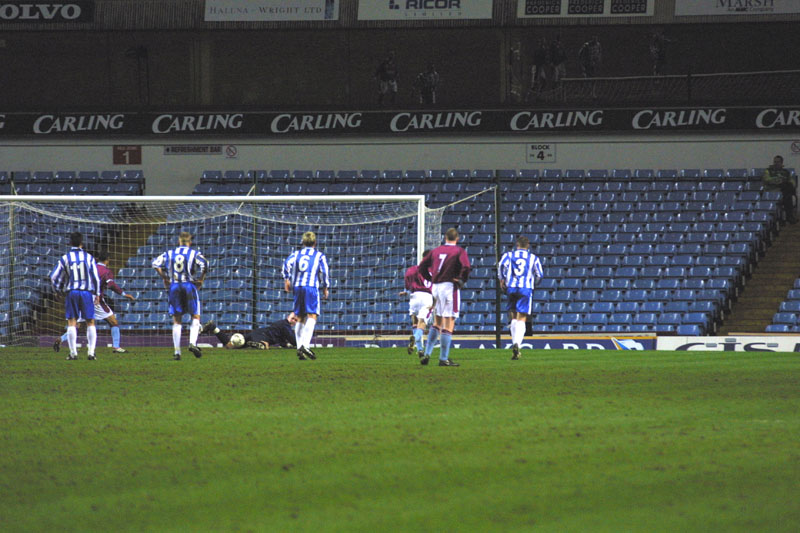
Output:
[599, 290, 623, 302]
[609, 313, 632, 325]
[358, 170, 380, 180]
[590, 301, 613, 313]
[656, 169, 677, 179]
[565, 169, 585, 179]
[766, 324, 791, 333]
[773, 312, 798, 325]
[566, 302, 590, 314]
[202, 170, 222, 183]
[584, 313, 608, 325]
[641, 301, 664, 313]
[550, 290, 572, 302]
[583, 279, 605, 291]
[290, 170, 313, 181]
[542, 169, 563, 180]
[609, 169, 631, 180]
[676, 324, 702, 336]
[615, 302, 640, 313]
[576, 290, 598, 302]
[560, 313, 582, 327]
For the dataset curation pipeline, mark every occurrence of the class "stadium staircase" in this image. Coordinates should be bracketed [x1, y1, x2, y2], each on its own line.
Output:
[721, 220, 800, 334]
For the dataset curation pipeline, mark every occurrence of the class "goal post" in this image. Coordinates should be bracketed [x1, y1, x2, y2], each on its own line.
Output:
[0, 194, 438, 349]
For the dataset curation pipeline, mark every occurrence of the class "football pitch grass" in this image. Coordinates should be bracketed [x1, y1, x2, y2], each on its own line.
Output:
[1, 347, 799, 532]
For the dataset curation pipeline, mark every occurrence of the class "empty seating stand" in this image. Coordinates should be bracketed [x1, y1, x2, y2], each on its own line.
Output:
[3, 169, 143, 195]
[35, 165, 775, 336]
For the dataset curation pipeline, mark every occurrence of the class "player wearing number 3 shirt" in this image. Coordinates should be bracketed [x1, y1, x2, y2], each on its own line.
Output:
[498, 235, 543, 360]
[152, 231, 208, 361]
[283, 231, 330, 361]
[417, 227, 471, 367]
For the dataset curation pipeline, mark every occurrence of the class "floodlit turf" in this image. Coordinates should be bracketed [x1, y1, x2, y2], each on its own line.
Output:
[1, 347, 799, 532]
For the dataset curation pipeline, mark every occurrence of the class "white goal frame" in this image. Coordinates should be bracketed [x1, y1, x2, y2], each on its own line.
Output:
[0, 194, 429, 348]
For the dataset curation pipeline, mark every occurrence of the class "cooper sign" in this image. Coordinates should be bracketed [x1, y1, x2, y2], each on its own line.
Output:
[0, 2, 94, 22]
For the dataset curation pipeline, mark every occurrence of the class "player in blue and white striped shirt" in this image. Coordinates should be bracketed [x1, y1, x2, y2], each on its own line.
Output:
[153, 231, 208, 360]
[498, 235, 543, 360]
[283, 231, 330, 360]
[50, 231, 101, 360]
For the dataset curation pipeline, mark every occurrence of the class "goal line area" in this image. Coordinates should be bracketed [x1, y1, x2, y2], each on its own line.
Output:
[2, 194, 480, 348]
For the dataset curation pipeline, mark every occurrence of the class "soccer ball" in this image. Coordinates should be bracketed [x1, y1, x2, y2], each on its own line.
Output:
[230, 333, 245, 348]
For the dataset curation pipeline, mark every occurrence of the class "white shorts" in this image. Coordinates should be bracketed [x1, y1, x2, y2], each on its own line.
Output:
[77, 302, 114, 322]
[409, 292, 433, 321]
[432, 282, 460, 319]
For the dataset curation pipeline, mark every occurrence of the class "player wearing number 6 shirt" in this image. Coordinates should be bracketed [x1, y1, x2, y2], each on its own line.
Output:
[418, 227, 471, 367]
[50, 231, 101, 360]
[283, 231, 330, 361]
[152, 231, 208, 361]
[498, 235, 543, 360]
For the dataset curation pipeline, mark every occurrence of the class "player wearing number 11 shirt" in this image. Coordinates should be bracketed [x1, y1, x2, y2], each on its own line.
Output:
[498, 235, 543, 360]
[152, 231, 208, 360]
[283, 231, 330, 361]
[50, 231, 101, 360]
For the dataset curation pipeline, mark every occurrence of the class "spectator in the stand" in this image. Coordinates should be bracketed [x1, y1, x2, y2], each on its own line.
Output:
[649, 29, 673, 76]
[413, 63, 440, 105]
[578, 36, 602, 78]
[763, 155, 798, 224]
[375, 50, 399, 106]
[549, 35, 567, 85]
[526, 37, 549, 101]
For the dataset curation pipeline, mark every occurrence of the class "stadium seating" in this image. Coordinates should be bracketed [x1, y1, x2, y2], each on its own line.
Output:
[9, 166, 786, 336]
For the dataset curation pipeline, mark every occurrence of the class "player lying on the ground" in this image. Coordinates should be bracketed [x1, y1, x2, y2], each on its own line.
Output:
[201, 313, 299, 350]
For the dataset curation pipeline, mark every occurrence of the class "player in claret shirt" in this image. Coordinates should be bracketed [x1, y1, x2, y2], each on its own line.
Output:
[400, 250, 432, 359]
[417, 228, 471, 367]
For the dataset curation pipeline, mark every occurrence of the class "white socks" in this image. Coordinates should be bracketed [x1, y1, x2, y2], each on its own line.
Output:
[294, 320, 304, 348]
[189, 319, 200, 346]
[302, 317, 317, 349]
[67, 325, 78, 355]
[510, 320, 525, 346]
[87, 325, 97, 355]
[172, 324, 182, 353]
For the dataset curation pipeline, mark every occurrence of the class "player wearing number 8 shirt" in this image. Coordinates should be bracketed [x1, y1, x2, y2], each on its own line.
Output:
[498, 235, 543, 360]
[283, 231, 330, 361]
[152, 231, 208, 361]
[418, 227, 471, 367]
[50, 231, 102, 360]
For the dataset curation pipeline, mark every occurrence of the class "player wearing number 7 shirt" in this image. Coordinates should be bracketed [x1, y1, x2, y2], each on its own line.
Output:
[283, 231, 330, 361]
[498, 235, 543, 360]
[418, 227, 471, 367]
[152, 231, 208, 361]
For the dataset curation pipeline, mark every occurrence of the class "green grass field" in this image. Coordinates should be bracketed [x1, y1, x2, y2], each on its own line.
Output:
[1, 347, 799, 532]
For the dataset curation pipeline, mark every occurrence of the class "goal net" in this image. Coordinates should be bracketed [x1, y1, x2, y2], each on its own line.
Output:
[0, 195, 441, 350]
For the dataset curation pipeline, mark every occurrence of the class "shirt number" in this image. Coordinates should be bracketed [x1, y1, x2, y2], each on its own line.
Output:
[70, 262, 86, 281]
[173, 254, 186, 281]
[513, 258, 527, 277]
